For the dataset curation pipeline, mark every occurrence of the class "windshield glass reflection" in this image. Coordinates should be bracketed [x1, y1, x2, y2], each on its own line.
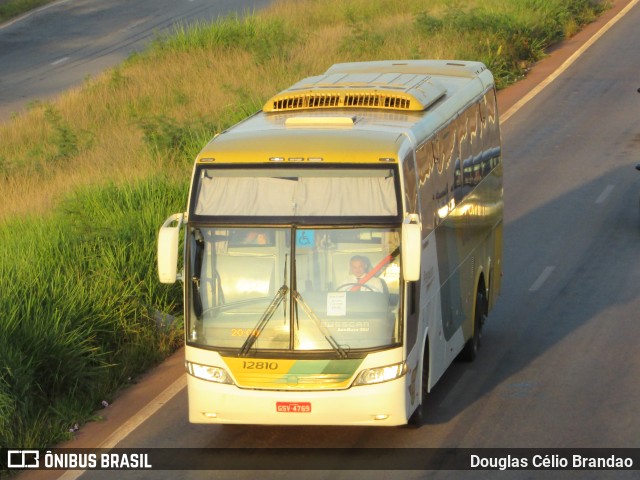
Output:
[187, 227, 401, 354]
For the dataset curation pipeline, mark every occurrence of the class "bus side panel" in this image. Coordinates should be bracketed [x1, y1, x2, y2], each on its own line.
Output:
[491, 220, 503, 310]
[421, 232, 448, 391]
[484, 87, 503, 312]
[416, 89, 503, 382]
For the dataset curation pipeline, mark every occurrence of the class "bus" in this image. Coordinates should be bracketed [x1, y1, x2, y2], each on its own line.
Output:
[157, 59, 503, 426]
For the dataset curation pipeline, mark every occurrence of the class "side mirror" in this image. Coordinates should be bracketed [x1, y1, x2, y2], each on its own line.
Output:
[158, 213, 184, 284]
[402, 214, 422, 282]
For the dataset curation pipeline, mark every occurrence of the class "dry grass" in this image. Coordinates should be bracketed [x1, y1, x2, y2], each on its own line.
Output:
[0, 0, 608, 221]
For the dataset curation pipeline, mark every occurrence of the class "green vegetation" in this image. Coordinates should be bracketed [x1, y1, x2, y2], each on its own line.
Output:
[0, 0, 54, 23]
[0, 0, 608, 451]
[0, 177, 184, 448]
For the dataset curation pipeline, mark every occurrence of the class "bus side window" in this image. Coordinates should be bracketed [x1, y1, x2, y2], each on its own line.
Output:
[408, 280, 417, 316]
[402, 151, 419, 214]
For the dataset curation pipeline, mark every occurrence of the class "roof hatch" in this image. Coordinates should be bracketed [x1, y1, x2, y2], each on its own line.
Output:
[263, 72, 447, 113]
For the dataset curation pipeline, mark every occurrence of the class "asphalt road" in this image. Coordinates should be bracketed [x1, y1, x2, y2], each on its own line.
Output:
[11, 0, 640, 479]
[0, 0, 272, 121]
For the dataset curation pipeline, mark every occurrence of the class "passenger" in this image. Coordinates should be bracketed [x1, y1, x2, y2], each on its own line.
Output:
[240, 231, 270, 245]
[338, 255, 384, 292]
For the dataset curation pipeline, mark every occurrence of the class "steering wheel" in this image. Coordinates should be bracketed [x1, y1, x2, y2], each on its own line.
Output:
[336, 282, 375, 292]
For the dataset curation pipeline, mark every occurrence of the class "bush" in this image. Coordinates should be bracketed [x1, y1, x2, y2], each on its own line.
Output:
[0, 176, 185, 448]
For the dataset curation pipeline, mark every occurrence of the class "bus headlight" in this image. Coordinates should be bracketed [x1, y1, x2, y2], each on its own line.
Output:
[353, 362, 407, 386]
[187, 361, 234, 385]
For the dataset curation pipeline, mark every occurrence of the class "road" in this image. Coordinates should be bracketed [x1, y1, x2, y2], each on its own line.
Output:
[13, 0, 640, 479]
[0, 0, 272, 121]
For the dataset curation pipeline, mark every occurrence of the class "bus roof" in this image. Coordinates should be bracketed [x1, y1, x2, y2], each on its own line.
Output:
[196, 60, 494, 165]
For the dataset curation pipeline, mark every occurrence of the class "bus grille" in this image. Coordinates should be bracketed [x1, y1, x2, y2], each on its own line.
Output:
[272, 94, 341, 111]
[236, 372, 354, 390]
[344, 93, 411, 109]
[268, 93, 412, 112]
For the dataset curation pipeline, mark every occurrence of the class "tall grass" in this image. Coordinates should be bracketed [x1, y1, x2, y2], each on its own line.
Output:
[0, 177, 184, 448]
[0, 0, 608, 452]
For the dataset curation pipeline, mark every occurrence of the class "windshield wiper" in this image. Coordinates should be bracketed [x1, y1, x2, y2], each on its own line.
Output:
[239, 285, 289, 356]
[293, 291, 348, 359]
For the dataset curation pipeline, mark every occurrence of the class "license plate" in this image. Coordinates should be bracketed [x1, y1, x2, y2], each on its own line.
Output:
[276, 402, 312, 413]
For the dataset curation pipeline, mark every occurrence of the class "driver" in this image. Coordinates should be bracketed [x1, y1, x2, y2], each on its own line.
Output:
[339, 255, 384, 292]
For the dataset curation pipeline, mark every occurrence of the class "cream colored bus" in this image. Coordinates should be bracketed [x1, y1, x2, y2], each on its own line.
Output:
[158, 59, 503, 426]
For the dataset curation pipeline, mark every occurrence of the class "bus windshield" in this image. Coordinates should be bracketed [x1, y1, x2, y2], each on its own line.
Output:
[187, 226, 402, 354]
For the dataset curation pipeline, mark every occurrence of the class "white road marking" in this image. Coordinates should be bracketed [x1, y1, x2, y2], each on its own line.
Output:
[51, 56, 70, 66]
[58, 374, 187, 480]
[529, 266, 556, 292]
[500, 0, 640, 125]
[0, 0, 73, 30]
[100, 374, 187, 448]
[595, 185, 615, 204]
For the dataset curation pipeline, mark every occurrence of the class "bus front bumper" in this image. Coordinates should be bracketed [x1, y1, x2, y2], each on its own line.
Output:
[187, 374, 411, 426]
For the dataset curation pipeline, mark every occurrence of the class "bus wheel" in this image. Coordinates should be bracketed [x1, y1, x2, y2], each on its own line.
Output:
[459, 290, 486, 362]
[407, 403, 423, 428]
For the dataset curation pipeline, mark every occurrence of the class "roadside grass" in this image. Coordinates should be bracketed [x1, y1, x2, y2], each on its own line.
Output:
[0, 0, 609, 450]
[0, 0, 54, 23]
[0, 177, 184, 448]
